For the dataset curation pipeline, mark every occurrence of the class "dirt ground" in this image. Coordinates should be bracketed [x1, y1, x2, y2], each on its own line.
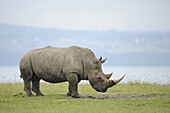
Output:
[13, 93, 169, 99]
[65, 94, 170, 99]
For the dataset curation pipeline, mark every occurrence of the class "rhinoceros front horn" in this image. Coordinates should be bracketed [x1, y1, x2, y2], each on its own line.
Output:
[113, 75, 125, 84]
[107, 75, 125, 88]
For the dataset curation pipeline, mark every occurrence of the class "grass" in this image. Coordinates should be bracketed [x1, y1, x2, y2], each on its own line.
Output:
[0, 82, 170, 113]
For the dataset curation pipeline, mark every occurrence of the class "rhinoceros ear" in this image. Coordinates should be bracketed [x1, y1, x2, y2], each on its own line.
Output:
[99, 56, 107, 64]
[101, 58, 107, 64]
[99, 56, 102, 61]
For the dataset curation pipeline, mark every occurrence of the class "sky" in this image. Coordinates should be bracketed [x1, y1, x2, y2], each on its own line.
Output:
[0, 0, 170, 32]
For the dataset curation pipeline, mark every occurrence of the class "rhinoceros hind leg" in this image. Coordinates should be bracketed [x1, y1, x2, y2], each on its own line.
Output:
[32, 75, 44, 96]
[24, 80, 33, 97]
[66, 73, 80, 98]
[67, 91, 71, 96]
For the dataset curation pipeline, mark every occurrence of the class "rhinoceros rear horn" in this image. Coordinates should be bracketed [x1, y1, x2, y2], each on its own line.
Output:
[107, 75, 125, 88]
[105, 72, 113, 79]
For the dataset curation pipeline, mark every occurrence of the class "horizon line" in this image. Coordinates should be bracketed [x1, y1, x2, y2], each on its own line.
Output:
[1, 22, 170, 33]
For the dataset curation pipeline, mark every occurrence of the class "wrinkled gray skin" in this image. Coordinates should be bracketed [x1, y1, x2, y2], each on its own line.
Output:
[20, 46, 125, 98]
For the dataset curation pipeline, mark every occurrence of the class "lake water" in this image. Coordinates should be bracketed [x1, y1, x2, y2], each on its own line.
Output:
[0, 66, 169, 84]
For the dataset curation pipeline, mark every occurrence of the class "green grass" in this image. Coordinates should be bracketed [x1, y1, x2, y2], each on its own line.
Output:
[0, 82, 170, 113]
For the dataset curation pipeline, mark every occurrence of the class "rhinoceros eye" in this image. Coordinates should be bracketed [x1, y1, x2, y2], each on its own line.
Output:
[98, 76, 104, 82]
[98, 76, 102, 80]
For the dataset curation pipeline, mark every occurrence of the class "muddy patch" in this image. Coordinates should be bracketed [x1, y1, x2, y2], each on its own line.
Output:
[13, 93, 169, 99]
[66, 94, 170, 99]
[13, 93, 23, 96]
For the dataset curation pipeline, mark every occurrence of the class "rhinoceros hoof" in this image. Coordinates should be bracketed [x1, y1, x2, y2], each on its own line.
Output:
[36, 93, 44, 96]
[67, 93, 71, 96]
[24, 93, 33, 97]
[72, 95, 80, 98]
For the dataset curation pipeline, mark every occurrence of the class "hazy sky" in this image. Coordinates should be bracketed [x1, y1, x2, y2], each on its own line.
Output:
[0, 0, 170, 32]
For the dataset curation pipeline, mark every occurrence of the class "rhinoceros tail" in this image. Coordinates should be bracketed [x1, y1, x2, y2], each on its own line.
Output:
[20, 74, 23, 78]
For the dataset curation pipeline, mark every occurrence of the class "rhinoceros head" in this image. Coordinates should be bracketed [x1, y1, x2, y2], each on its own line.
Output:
[88, 57, 125, 92]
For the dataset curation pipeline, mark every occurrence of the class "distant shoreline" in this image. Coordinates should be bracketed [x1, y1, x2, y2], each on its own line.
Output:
[0, 66, 170, 84]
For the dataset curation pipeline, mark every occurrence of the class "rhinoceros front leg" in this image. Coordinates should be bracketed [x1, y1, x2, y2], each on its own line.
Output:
[67, 84, 72, 96]
[66, 73, 80, 98]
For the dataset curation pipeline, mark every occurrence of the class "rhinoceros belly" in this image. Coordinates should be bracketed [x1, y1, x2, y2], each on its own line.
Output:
[33, 65, 67, 83]
[39, 73, 67, 83]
